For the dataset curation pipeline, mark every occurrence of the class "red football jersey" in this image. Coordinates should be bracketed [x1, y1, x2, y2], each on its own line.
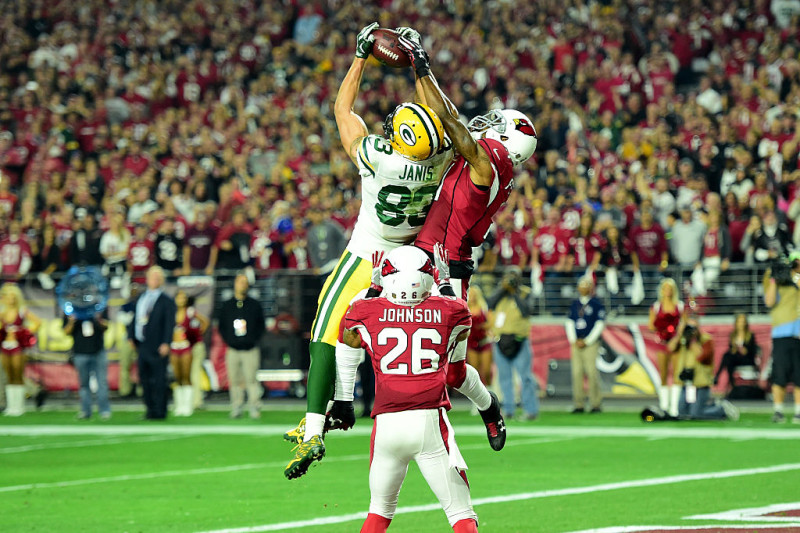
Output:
[533, 225, 569, 267]
[0, 237, 31, 276]
[415, 138, 514, 261]
[127, 239, 155, 276]
[344, 296, 472, 417]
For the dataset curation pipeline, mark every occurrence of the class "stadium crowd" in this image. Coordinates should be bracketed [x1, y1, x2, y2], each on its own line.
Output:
[0, 0, 799, 284]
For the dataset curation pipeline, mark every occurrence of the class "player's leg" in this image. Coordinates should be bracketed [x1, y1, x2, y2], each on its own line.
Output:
[363, 412, 416, 530]
[415, 410, 478, 530]
[447, 277, 505, 450]
[285, 252, 371, 479]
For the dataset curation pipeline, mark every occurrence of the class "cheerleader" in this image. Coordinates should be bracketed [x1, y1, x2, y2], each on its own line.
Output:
[170, 290, 209, 416]
[1, 284, 41, 416]
[648, 278, 686, 416]
[466, 286, 493, 386]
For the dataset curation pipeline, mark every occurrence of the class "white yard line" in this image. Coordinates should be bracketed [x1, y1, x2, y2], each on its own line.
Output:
[196, 463, 800, 533]
[568, 526, 800, 532]
[0, 435, 185, 454]
[0, 436, 567, 494]
[2, 424, 800, 441]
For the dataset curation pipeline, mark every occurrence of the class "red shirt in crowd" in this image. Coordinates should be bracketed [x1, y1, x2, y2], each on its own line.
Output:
[533, 224, 570, 267]
[0, 235, 31, 278]
[628, 223, 667, 265]
[127, 238, 155, 281]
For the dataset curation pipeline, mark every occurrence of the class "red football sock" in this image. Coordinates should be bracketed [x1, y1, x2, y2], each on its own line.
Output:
[453, 518, 478, 532]
[361, 513, 392, 533]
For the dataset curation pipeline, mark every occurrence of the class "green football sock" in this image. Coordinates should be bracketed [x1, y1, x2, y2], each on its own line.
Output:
[306, 341, 336, 415]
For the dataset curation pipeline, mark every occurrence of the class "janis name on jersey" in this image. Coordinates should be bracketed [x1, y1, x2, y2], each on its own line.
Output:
[399, 164, 435, 182]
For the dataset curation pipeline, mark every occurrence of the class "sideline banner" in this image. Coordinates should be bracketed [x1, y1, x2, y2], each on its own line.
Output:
[22, 277, 216, 392]
[531, 323, 773, 398]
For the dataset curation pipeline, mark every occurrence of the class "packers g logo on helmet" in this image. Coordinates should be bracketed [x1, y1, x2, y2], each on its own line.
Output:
[383, 103, 445, 161]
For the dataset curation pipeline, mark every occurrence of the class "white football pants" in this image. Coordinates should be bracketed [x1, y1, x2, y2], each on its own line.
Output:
[368, 409, 477, 527]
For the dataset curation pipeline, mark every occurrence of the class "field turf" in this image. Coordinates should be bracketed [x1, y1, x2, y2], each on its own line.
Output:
[1, 407, 799, 532]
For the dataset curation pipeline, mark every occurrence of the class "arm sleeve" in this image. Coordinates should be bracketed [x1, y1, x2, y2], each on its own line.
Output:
[565, 320, 577, 344]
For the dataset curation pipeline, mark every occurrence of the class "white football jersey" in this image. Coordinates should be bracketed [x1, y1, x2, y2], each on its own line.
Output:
[347, 134, 453, 260]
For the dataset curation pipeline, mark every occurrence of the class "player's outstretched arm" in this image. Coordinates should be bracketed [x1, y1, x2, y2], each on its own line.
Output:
[398, 36, 493, 187]
[334, 23, 377, 164]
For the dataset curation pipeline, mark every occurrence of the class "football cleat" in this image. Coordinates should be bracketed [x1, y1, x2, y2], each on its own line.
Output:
[283, 417, 305, 444]
[284, 435, 326, 480]
[479, 392, 506, 451]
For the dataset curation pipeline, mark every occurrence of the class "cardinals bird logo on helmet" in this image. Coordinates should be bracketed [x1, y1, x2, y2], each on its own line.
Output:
[467, 109, 538, 167]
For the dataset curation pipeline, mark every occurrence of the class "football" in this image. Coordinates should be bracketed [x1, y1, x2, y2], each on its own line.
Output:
[371, 28, 411, 68]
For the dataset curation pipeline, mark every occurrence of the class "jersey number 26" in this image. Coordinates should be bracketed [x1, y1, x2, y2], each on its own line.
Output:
[378, 327, 441, 375]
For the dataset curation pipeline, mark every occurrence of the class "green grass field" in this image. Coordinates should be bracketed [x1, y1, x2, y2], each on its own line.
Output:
[2, 407, 800, 532]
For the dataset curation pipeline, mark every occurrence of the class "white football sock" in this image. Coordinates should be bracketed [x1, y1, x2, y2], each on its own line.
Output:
[303, 413, 326, 441]
[456, 364, 492, 411]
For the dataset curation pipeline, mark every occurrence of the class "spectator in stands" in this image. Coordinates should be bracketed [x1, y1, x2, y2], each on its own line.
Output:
[566, 276, 606, 414]
[217, 273, 265, 419]
[64, 310, 110, 420]
[763, 256, 800, 423]
[714, 312, 763, 399]
[667, 317, 739, 420]
[532, 208, 569, 273]
[668, 205, 706, 270]
[466, 285, 493, 387]
[568, 211, 603, 275]
[0, 220, 32, 281]
[182, 211, 215, 274]
[154, 218, 183, 275]
[250, 213, 285, 272]
[206, 207, 253, 274]
[494, 209, 531, 269]
[100, 212, 131, 286]
[306, 209, 345, 275]
[487, 268, 538, 421]
[750, 210, 794, 263]
[0, 283, 40, 416]
[629, 209, 669, 275]
[69, 214, 103, 267]
[31, 224, 62, 281]
[700, 210, 732, 290]
[127, 223, 155, 286]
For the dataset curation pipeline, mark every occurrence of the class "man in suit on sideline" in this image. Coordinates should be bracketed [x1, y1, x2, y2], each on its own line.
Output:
[127, 265, 176, 420]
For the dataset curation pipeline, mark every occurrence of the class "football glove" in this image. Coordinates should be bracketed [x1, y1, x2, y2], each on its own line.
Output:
[355, 22, 378, 59]
[326, 400, 356, 431]
[397, 35, 430, 78]
[370, 250, 385, 292]
[394, 26, 421, 44]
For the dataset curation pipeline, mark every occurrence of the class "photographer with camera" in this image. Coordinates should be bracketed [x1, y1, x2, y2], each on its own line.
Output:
[487, 267, 539, 421]
[763, 253, 800, 424]
[667, 317, 739, 420]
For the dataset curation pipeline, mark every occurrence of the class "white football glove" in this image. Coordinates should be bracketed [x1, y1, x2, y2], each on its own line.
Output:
[370, 250, 385, 290]
[433, 242, 450, 285]
[394, 27, 421, 44]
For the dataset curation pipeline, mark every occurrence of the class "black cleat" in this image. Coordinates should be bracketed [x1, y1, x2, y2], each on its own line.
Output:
[479, 392, 506, 451]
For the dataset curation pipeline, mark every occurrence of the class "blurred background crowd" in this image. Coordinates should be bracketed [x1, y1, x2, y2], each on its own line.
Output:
[0, 0, 799, 283]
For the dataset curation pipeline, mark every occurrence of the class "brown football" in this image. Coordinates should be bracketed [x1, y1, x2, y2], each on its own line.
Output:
[371, 28, 411, 68]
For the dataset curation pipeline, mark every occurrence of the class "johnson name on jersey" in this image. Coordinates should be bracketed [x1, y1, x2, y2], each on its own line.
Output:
[344, 295, 470, 416]
[347, 134, 453, 260]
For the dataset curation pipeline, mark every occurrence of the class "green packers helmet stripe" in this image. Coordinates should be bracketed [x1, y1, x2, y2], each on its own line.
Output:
[407, 103, 440, 157]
